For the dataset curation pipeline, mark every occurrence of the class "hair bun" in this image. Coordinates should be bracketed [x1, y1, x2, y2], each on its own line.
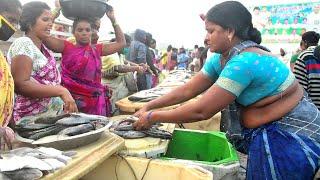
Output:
[248, 27, 262, 44]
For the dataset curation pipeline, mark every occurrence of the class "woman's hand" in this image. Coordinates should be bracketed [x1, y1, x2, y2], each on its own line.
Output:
[0, 127, 14, 150]
[134, 106, 150, 118]
[106, 5, 116, 23]
[133, 111, 154, 130]
[59, 87, 78, 113]
[136, 66, 145, 74]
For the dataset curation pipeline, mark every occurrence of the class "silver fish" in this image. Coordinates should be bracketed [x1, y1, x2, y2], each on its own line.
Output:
[142, 127, 172, 139]
[1, 168, 43, 180]
[58, 124, 95, 136]
[111, 118, 171, 139]
[28, 125, 65, 140]
[113, 130, 147, 139]
[34, 113, 71, 124]
[55, 115, 101, 126]
[15, 123, 54, 131]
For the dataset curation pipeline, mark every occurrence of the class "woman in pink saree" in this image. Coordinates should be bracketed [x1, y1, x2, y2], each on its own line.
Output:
[8, 1, 78, 124]
[44, 7, 126, 116]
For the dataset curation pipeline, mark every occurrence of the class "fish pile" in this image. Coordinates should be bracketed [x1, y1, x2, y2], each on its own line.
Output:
[159, 70, 193, 87]
[0, 147, 76, 180]
[15, 113, 109, 140]
[110, 116, 172, 139]
[128, 87, 173, 102]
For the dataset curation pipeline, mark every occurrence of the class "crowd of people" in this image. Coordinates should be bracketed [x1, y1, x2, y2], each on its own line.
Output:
[1, 0, 320, 179]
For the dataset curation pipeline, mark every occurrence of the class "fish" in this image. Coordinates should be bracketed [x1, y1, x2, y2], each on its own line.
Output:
[34, 113, 72, 124]
[111, 117, 171, 139]
[6, 147, 74, 165]
[18, 125, 63, 139]
[1, 168, 43, 180]
[15, 123, 54, 132]
[128, 96, 158, 102]
[142, 127, 172, 139]
[112, 130, 147, 139]
[113, 119, 136, 131]
[58, 123, 95, 136]
[55, 115, 101, 126]
[28, 125, 65, 140]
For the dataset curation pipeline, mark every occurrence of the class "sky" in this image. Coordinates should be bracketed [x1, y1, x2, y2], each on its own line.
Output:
[20, 0, 320, 49]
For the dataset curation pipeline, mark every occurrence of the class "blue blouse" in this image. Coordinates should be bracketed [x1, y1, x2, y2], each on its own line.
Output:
[202, 52, 295, 106]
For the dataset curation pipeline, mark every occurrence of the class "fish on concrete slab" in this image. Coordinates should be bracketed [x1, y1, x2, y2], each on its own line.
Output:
[111, 117, 172, 139]
[112, 130, 147, 139]
[1, 168, 43, 180]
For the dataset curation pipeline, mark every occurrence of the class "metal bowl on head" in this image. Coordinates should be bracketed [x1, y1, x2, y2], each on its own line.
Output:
[59, 0, 109, 20]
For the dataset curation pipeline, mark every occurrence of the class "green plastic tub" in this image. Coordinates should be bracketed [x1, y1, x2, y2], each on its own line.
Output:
[161, 128, 238, 165]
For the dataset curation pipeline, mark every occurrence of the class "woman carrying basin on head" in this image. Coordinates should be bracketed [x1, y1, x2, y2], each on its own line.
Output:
[43, 5, 126, 117]
[133, 1, 320, 179]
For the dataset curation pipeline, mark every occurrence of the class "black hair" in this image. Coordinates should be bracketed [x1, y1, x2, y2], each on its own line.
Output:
[145, 33, 153, 47]
[72, 18, 93, 33]
[314, 45, 320, 60]
[200, 47, 209, 68]
[206, 1, 262, 44]
[124, 34, 132, 45]
[253, 7, 260, 11]
[0, 0, 22, 14]
[179, 47, 186, 54]
[194, 45, 198, 49]
[167, 45, 172, 52]
[150, 39, 156, 44]
[19, 1, 50, 32]
[302, 31, 320, 47]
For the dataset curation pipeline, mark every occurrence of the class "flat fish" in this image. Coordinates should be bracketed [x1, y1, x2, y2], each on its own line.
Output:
[58, 124, 95, 136]
[34, 113, 71, 124]
[113, 130, 147, 139]
[142, 127, 172, 139]
[128, 96, 158, 102]
[55, 115, 101, 126]
[15, 123, 54, 131]
[112, 118, 136, 131]
[5, 148, 73, 165]
[1, 168, 43, 180]
[28, 125, 65, 140]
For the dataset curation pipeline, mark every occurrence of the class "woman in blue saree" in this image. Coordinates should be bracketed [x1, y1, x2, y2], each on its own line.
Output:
[133, 1, 320, 179]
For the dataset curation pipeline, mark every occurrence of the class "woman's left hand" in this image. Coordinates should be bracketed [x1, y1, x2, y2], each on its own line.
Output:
[133, 112, 154, 131]
[106, 5, 115, 22]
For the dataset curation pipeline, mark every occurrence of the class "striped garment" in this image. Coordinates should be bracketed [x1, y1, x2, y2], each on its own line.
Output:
[293, 46, 320, 109]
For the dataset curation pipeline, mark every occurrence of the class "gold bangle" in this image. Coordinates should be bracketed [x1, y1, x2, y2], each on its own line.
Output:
[52, 8, 61, 17]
